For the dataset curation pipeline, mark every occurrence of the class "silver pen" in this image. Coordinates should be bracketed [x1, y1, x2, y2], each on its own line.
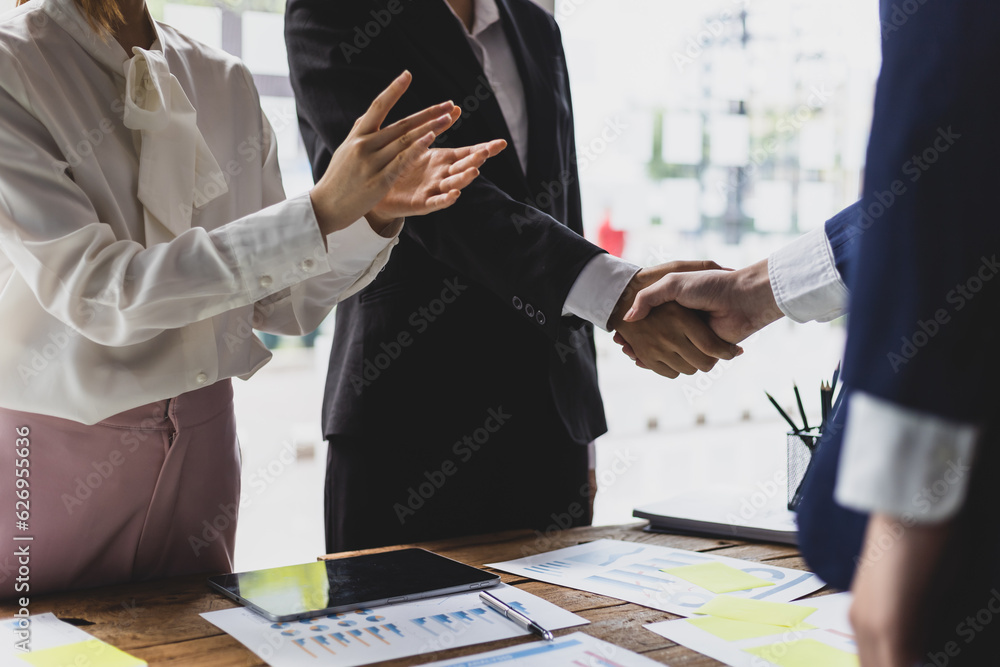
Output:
[479, 591, 554, 641]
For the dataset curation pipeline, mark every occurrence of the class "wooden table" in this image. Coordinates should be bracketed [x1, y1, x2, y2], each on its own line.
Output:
[2, 523, 825, 665]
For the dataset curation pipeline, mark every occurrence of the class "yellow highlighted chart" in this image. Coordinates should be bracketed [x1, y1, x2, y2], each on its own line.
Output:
[687, 615, 815, 642]
[644, 591, 858, 666]
[17, 638, 146, 667]
[663, 562, 775, 594]
[695, 595, 817, 627]
[744, 637, 859, 667]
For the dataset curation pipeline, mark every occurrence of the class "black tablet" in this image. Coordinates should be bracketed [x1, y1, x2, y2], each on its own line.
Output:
[207, 548, 500, 622]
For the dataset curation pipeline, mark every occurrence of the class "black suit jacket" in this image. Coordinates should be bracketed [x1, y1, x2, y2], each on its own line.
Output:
[285, 0, 608, 445]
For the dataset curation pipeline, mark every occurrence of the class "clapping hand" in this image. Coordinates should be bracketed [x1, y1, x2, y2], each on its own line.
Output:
[311, 71, 506, 238]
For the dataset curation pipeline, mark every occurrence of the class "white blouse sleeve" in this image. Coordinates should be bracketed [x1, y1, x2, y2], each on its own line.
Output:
[0, 64, 393, 348]
[248, 96, 398, 336]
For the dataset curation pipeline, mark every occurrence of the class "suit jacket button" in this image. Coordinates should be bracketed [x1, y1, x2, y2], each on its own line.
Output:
[525, 304, 535, 318]
[537, 312, 546, 325]
[512, 296, 523, 310]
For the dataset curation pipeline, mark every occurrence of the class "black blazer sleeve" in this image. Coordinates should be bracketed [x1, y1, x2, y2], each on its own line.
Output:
[285, 0, 606, 342]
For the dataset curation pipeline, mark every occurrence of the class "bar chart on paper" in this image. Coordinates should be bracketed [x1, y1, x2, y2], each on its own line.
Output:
[202, 584, 588, 667]
[419, 632, 664, 667]
[489, 539, 825, 617]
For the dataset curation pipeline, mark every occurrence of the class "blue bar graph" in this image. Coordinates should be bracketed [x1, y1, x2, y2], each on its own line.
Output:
[411, 617, 439, 636]
[383, 623, 405, 637]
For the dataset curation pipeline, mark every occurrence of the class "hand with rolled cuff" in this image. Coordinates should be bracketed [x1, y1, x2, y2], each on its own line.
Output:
[608, 261, 745, 378]
[310, 70, 506, 240]
[621, 258, 785, 346]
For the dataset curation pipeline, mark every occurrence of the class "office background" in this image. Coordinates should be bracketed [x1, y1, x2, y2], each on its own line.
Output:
[0, 0, 879, 570]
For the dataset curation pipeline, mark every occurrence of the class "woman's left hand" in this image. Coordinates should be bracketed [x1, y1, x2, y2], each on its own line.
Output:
[850, 513, 951, 666]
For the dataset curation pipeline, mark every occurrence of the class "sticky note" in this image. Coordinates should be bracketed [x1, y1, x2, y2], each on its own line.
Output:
[695, 595, 817, 628]
[17, 639, 146, 667]
[662, 562, 775, 593]
[687, 615, 815, 641]
[744, 638, 858, 667]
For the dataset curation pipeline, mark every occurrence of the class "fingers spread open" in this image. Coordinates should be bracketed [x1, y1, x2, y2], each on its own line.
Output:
[449, 148, 492, 174]
[375, 116, 450, 170]
[382, 130, 436, 182]
[439, 167, 480, 192]
[356, 71, 413, 135]
[450, 139, 508, 161]
[374, 101, 455, 148]
[422, 190, 461, 213]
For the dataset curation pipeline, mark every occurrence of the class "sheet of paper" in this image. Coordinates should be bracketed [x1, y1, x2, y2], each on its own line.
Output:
[6, 613, 146, 666]
[665, 562, 775, 594]
[745, 638, 858, 667]
[644, 592, 857, 667]
[201, 583, 588, 667]
[418, 632, 662, 667]
[488, 539, 824, 617]
[695, 596, 816, 627]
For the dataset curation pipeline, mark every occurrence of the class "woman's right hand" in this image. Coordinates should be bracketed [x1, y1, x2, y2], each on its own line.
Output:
[310, 71, 462, 239]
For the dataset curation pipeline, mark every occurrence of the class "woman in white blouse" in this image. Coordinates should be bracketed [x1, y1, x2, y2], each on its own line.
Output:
[0, 0, 504, 596]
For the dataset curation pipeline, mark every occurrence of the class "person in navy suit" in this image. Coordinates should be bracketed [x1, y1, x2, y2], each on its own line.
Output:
[626, 1, 1000, 661]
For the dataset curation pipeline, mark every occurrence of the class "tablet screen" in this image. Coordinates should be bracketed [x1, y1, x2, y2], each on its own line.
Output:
[208, 549, 499, 621]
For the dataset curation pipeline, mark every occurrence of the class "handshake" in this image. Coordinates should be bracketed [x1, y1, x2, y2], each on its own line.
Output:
[609, 259, 784, 378]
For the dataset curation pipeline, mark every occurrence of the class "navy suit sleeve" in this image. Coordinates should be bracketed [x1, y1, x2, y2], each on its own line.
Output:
[824, 200, 863, 287]
[843, 0, 1000, 422]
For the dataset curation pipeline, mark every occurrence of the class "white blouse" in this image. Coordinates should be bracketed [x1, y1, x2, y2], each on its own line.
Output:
[0, 0, 398, 424]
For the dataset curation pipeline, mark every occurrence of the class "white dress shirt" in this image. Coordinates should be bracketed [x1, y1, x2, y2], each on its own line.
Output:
[0, 0, 398, 424]
[768, 226, 977, 522]
[445, 0, 638, 330]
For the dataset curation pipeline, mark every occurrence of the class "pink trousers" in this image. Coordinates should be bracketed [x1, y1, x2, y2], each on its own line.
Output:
[0, 379, 240, 598]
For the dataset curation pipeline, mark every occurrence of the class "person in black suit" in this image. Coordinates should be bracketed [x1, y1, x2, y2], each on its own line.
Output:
[285, 0, 741, 552]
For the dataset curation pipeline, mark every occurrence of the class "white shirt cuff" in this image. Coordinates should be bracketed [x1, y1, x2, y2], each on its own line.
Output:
[835, 392, 979, 523]
[226, 192, 333, 302]
[324, 214, 399, 276]
[562, 253, 640, 331]
[768, 227, 849, 323]
[328, 217, 401, 302]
